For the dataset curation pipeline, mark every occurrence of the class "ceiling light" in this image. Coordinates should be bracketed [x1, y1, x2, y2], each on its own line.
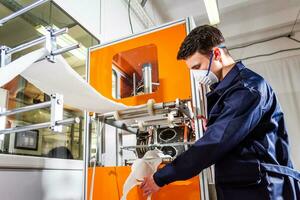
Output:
[203, 0, 220, 25]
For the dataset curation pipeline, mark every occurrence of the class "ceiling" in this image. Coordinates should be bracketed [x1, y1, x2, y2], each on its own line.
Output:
[144, 0, 300, 47]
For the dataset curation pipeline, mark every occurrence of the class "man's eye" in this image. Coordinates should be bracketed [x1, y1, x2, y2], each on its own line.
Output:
[194, 65, 201, 69]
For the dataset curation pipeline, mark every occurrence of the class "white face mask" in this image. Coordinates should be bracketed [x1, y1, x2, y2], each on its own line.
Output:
[191, 69, 219, 86]
[190, 48, 223, 86]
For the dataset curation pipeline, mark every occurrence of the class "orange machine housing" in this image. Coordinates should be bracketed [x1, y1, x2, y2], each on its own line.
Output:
[89, 22, 191, 106]
[87, 166, 201, 200]
[87, 21, 200, 200]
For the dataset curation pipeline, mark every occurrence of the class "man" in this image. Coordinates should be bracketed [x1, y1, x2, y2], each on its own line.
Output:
[140, 25, 300, 199]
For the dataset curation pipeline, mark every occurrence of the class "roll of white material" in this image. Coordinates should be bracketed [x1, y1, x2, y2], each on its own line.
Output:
[121, 149, 162, 200]
[0, 48, 49, 87]
[21, 55, 127, 113]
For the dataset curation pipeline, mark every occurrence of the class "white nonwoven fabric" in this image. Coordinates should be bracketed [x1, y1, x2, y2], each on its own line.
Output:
[21, 55, 127, 113]
[0, 48, 128, 113]
[0, 48, 49, 87]
[121, 149, 162, 200]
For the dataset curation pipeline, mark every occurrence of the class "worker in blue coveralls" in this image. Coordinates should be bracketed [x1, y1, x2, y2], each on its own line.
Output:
[140, 25, 300, 199]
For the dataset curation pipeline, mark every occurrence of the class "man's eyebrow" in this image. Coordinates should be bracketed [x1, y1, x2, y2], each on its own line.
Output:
[191, 64, 201, 69]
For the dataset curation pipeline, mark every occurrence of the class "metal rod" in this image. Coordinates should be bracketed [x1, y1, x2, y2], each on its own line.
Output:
[97, 100, 178, 120]
[6, 36, 46, 55]
[121, 141, 195, 149]
[0, 101, 51, 117]
[142, 63, 152, 93]
[104, 119, 138, 134]
[52, 27, 68, 37]
[0, 0, 49, 26]
[56, 117, 80, 125]
[129, 117, 183, 128]
[0, 117, 80, 135]
[51, 44, 80, 56]
[133, 72, 136, 96]
[6, 28, 68, 55]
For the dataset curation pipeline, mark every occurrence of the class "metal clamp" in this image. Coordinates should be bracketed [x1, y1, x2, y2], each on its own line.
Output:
[50, 93, 64, 132]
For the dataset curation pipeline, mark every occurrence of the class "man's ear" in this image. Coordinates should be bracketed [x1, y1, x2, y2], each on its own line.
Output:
[213, 48, 221, 61]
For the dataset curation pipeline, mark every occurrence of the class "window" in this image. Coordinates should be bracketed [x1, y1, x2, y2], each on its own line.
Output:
[0, 1, 99, 159]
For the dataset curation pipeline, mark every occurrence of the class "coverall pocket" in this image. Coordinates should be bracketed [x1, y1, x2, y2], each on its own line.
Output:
[215, 160, 262, 187]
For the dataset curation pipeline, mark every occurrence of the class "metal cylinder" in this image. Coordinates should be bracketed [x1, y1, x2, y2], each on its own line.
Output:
[6, 36, 46, 55]
[0, 117, 80, 135]
[142, 63, 152, 94]
[0, 46, 7, 68]
[0, 0, 49, 26]
[0, 101, 51, 117]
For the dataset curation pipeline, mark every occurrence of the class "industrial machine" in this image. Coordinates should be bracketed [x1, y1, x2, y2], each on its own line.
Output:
[0, 3, 214, 199]
[85, 18, 215, 200]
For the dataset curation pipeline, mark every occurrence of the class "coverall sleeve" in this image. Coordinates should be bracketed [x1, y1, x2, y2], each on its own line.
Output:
[153, 87, 263, 187]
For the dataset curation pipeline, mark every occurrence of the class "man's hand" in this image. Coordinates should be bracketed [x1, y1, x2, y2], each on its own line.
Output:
[197, 115, 208, 131]
[190, 115, 208, 132]
[139, 175, 160, 197]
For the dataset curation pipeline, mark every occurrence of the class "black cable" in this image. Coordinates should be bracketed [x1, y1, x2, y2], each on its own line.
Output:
[287, 36, 300, 44]
[229, 35, 287, 51]
[229, 34, 300, 51]
[290, 8, 300, 36]
[128, 0, 134, 34]
[239, 47, 300, 61]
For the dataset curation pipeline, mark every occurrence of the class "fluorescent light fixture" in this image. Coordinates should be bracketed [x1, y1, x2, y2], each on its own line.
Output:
[203, 0, 220, 25]
[123, 0, 155, 28]
[36, 25, 87, 60]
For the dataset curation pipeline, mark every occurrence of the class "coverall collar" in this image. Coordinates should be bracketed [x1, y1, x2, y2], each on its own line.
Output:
[209, 61, 245, 95]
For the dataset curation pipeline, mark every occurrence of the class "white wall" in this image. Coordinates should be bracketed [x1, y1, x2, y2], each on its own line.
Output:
[54, 0, 145, 42]
[54, 0, 101, 39]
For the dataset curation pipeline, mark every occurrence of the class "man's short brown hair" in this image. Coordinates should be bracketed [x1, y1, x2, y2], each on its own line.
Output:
[177, 25, 225, 60]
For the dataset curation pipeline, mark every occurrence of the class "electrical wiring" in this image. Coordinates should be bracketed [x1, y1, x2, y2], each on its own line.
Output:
[230, 8, 300, 51]
[239, 47, 300, 61]
[128, 0, 134, 34]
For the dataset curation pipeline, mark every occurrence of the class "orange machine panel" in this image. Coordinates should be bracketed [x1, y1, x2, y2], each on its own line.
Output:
[87, 166, 201, 200]
[89, 22, 191, 106]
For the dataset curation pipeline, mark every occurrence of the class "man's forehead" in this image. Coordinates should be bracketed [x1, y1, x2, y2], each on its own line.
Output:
[186, 52, 206, 63]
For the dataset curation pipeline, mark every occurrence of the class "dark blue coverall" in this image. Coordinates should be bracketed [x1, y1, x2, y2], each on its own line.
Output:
[153, 61, 300, 199]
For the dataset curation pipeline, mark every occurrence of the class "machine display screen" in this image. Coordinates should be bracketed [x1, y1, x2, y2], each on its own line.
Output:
[14, 130, 39, 150]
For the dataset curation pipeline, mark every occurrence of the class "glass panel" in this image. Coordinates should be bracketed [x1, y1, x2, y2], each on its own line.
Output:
[0, 1, 99, 159]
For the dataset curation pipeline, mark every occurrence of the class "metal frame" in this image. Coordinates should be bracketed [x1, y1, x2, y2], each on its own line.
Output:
[0, 27, 79, 68]
[89, 18, 187, 51]
[96, 98, 193, 163]
[186, 17, 211, 200]
[0, 93, 80, 135]
[0, 2, 99, 200]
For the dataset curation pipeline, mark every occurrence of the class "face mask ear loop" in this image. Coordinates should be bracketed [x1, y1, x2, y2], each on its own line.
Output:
[206, 51, 214, 76]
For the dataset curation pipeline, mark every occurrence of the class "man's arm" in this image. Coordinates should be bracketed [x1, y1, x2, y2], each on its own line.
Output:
[153, 87, 263, 187]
